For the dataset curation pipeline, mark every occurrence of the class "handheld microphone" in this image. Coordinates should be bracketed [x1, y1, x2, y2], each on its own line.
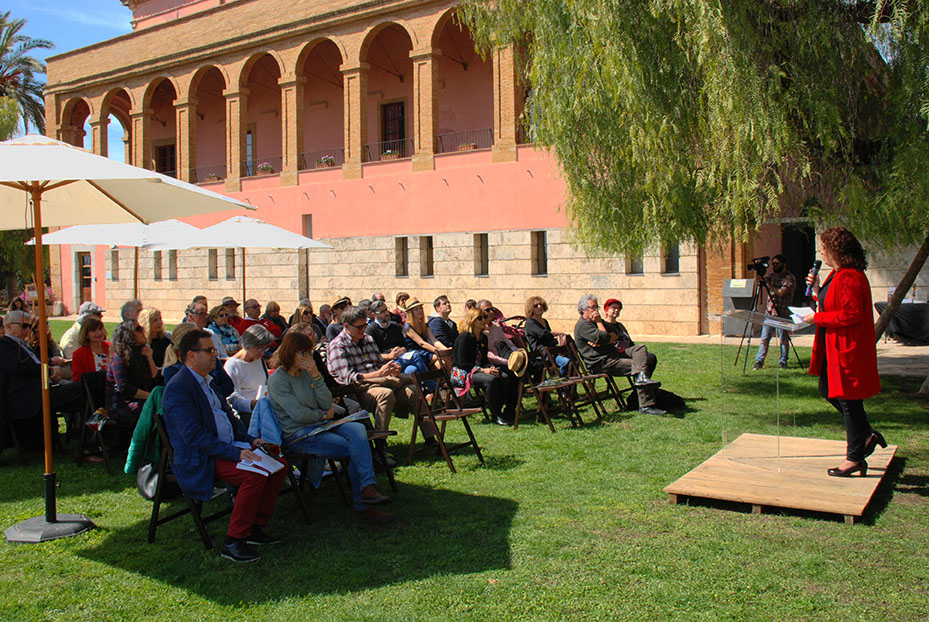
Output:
[805, 260, 823, 297]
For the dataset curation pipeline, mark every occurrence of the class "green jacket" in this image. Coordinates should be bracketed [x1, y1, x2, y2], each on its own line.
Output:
[124, 385, 164, 475]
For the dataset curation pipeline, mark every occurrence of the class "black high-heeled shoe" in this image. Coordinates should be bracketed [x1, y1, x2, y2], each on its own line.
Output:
[828, 461, 868, 477]
[863, 431, 887, 458]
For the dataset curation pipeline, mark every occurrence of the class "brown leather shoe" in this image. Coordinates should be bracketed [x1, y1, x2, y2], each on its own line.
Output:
[354, 507, 396, 524]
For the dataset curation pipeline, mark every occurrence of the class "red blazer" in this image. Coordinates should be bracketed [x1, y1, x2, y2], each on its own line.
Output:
[72, 342, 110, 383]
[808, 268, 881, 400]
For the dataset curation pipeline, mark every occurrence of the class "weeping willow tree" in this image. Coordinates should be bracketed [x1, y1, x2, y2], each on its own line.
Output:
[460, 0, 929, 339]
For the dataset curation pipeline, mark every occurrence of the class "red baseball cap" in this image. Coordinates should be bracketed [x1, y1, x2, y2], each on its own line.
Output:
[604, 298, 623, 311]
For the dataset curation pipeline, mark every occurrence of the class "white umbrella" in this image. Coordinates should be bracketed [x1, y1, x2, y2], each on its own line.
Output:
[0, 134, 253, 543]
[27, 219, 204, 250]
[199, 216, 330, 301]
[27, 220, 208, 298]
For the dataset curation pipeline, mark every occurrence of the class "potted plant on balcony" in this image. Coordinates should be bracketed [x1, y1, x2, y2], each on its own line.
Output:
[203, 172, 221, 182]
[381, 149, 399, 161]
[316, 154, 336, 168]
[457, 142, 478, 151]
[256, 161, 275, 175]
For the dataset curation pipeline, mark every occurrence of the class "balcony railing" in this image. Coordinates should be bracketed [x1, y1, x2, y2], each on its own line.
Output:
[299, 148, 345, 171]
[437, 128, 494, 154]
[242, 155, 283, 178]
[365, 138, 413, 162]
[191, 164, 227, 184]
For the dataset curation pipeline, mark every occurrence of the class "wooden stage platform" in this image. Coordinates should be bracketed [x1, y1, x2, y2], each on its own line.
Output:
[664, 433, 897, 524]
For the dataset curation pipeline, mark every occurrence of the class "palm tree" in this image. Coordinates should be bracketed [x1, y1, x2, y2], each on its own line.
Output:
[0, 11, 52, 134]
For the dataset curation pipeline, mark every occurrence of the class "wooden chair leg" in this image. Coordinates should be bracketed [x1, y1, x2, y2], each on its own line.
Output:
[327, 458, 352, 508]
[285, 466, 313, 523]
[533, 390, 557, 433]
[460, 417, 484, 464]
[371, 438, 398, 492]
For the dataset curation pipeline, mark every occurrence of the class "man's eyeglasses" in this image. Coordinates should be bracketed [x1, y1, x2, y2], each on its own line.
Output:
[191, 310, 207, 316]
[191, 346, 217, 354]
[350, 322, 367, 330]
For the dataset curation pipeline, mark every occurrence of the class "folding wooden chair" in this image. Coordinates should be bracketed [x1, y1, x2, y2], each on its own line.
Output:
[148, 411, 234, 550]
[409, 369, 484, 473]
[329, 382, 398, 493]
[544, 344, 611, 422]
[76, 371, 117, 474]
[514, 349, 584, 431]
[566, 341, 632, 412]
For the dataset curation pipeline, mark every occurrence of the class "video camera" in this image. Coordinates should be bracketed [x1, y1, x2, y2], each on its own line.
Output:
[747, 256, 769, 277]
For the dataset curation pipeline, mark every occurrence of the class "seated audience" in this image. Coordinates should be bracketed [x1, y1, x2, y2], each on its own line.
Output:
[402, 298, 451, 371]
[71, 317, 110, 383]
[477, 299, 522, 374]
[427, 295, 459, 348]
[162, 328, 287, 562]
[224, 325, 274, 419]
[260, 301, 288, 340]
[391, 292, 409, 325]
[365, 300, 407, 362]
[207, 304, 242, 359]
[164, 323, 235, 397]
[106, 319, 162, 448]
[222, 296, 249, 334]
[121, 299, 143, 322]
[139, 307, 172, 368]
[327, 305, 420, 433]
[268, 331, 394, 524]
[524, 296, 570, 376]
[60, 301, 105, 358]
[325, 296, 351, 342]
[317, 304, 332, 327]
[573, 294, 664, 415]
[0, 311, 83, 447]
[291, 302, 323, 343]
[452, 307, 519, 426]
[185, 301, 210, 329]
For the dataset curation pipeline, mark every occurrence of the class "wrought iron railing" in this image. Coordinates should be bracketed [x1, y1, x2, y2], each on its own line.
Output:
[364, 138, 414, 162]
[299, 148, 345, 171]
[437, 128, 494, 154]
[191, 164, 227, 184]
[242, 155, 283, 178]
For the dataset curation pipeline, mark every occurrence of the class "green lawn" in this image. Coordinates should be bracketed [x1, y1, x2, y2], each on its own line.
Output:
[2, 342, 927, 621]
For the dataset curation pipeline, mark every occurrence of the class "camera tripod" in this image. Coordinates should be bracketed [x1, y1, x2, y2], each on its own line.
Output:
[734, 270, 803, 374]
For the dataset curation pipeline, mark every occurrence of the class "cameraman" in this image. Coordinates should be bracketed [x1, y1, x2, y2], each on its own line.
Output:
[753, 254, 796, 370]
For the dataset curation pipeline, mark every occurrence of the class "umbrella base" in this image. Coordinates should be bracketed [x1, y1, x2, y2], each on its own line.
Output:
[4, 514, 96, 543]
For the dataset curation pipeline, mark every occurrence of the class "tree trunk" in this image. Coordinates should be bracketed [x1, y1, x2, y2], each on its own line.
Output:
[874, 231, 929, 342]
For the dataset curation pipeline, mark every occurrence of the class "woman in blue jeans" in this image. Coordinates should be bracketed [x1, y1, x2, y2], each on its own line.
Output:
[267, 331, 394, 524]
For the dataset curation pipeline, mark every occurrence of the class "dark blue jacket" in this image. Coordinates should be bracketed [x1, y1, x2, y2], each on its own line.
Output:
[161, 365, 252, 500]
[428, 316, 459, 348]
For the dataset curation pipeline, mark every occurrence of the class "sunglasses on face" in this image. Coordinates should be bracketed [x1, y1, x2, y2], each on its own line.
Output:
[133, 325, 144, 333]
[217, 313, 229, 318]
[191, 346, 217, 354]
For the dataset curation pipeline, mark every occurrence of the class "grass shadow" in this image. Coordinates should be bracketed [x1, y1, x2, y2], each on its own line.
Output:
[76, 483, 517, 604]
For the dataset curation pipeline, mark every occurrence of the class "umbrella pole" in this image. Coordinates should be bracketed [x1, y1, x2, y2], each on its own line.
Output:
[134, 247, 140, 300]
[3, 185, 95, 543]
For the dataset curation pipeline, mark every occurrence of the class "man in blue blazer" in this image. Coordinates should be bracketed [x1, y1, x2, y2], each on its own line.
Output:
[162, 328, 286, 563]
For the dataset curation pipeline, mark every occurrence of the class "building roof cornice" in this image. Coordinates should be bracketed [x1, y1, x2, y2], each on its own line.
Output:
[47, 0, 450, 95]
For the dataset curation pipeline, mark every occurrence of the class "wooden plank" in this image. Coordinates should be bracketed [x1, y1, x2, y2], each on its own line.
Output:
[663, 433, 897, 521]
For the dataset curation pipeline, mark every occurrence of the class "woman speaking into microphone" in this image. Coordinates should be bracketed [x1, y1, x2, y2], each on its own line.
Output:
[802, 227, 886, 477]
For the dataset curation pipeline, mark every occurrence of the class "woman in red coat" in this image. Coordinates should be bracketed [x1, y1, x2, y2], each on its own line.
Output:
[803, 227, 885, 477]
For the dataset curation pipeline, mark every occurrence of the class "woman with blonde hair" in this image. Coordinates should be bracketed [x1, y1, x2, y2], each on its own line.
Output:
[452, 306, 519, 426]
[402, 298, 450, 370]
[138, 307, 172, 368]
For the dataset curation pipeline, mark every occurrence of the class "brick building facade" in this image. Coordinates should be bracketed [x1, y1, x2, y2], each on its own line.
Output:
[44, 0, 919, 334]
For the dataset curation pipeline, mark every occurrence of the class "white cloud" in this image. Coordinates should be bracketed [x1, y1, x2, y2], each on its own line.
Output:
[30, 5, 131, 32]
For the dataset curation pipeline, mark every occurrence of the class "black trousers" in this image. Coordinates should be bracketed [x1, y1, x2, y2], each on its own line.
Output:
[471, 371, 518, 419]
[819, 360, 871, 463]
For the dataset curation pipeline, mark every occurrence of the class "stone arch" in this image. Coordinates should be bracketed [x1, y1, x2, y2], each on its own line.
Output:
[238, 49, 286, 88]
[297, 38, 346, 168]
[295, 37, 345, 76]
[142, 75, 182, 110]
[359, 20, 419, 61]
[58, 97, 93, 147]
[187, 63, 230, 101]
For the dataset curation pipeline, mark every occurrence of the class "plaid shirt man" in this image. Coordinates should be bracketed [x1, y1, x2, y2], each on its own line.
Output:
[326, 327, 383, 384]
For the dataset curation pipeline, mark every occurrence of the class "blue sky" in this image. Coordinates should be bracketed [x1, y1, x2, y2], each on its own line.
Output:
[9, 0, 133, 156]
